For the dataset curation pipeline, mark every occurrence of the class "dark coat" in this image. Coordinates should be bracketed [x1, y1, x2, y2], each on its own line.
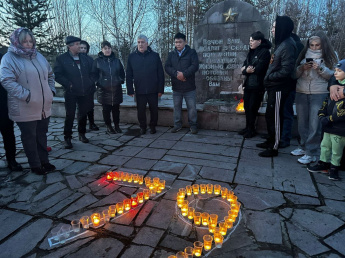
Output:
[164, 45, 199, 93]
[92, 52, 124, 106]
[54, 52, 95, 96]
[242, 39, 271, 91]
[126, 46, 164, 95]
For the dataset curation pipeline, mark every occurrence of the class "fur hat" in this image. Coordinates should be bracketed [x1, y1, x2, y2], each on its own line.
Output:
[65, 36, 81, 45]
[336, 59, 345, 72]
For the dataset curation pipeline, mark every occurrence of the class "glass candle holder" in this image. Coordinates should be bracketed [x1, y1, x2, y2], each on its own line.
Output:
[186, 185, 192, 196]
[106, 171, 113, 181]
[175, 251, 185, 258]
[156, 185, 162, 194]
[138, 175, 144, 185]
[192, 184, 199, 195]
[227, 190, 234, 202]
[206, 184, 213, 194]
[214, 233, 224, 248]
[177, 194, 185, 208]
[208, 223, 216, 233]
[226, 211, 236, 222]
[149, 188, 156, 197]
[120, 171, 125, 181]
[109, 205, 116, 217]
[131, 194, 138, 208]
[203, 235, 213, 251]
[102, 209, 110, 222]
[201, 212, 209, 226]
[168, 256, 177, 258]
[71, 220, 80, 233]
[80, 216, 89, 229]
[194, 212, 201, 226]
[127, 173, 133, 183]
[230, 195, 238, 205]
[133, 174, 139, 183]
[232, 202, 241, 212]
[200, 184, 206, 194]
[159, 180, 165, 190]
[122, 172, 128, 182]
[193, 241, 203, 257]
[209, 214, 218, 227]
[188, 207, 194, 220]
[91, 213, 101, 227]
[219, 222, 227, 236]
[184, 246, 194, 258]
[221, 187, 228, 199]
[116, 202, 124, 214]
[214, 184, 221, 195]
[149, 183, 155, 190]
[113, 171, 120, 181]
[181, 203, 188, 217]
[178, 188, 186, 198]
[124, 199, 131, 211]
[153, 177, 160, 186]
[137, 192, 144, 203]
[225, 220, 233, 229]
[144, 177, 151, 187]
[143, 189, 150, 200]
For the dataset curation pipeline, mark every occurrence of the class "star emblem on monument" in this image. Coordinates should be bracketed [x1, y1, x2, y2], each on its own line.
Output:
[223, 8, 238, 22]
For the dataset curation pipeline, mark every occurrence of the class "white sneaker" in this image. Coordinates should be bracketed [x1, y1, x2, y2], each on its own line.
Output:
[298, 155, 317, 164]
[291, 148, 305, 156]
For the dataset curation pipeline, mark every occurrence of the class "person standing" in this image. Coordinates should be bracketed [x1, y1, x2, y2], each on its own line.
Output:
[126, 35, 164, 134]
[54, 36, 95, 148]
[0, 53, 22, 172]
[0, 28, 55, 175]
[80, 40, 99, 131]
[92, 41, 124, 134]
[256, 16, 297, 157]
[165, 32, 199, 134]
[239, 31, 271, 138]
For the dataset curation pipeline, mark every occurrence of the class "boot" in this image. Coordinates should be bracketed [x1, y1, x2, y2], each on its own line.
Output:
[115, 125, 122, 133]
[42, 163, 56, 172]
[64, 137, 73, 149]
[31, 166, 47, 175]
[89, 123, 99, 131]
[106, 125, 116, 134]
[78, 133, 89, 143]
[7, 160, 23, 171]
[329, 165, 340, 180]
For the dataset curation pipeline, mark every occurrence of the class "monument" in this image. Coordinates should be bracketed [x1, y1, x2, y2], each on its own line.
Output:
[194, 0, 269, 103]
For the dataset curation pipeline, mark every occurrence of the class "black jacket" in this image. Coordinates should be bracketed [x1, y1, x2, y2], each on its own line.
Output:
[242, 39, 271, 91]
[165, 45, 199, 93]
[126, 47, 164, 95]
[54, 52, 95, 96]
[92, 52, 124, 105]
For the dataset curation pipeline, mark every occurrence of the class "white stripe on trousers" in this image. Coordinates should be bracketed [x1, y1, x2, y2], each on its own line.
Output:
[274, 91, 282, 150]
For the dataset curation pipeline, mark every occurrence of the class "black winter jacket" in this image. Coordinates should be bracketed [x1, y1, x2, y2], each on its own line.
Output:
[126, 47, 164, 95]
[165, 45, 199, 93]
[92, 52, 124, 106]
[242, 39, 271, 91]
[54, 52, 95, 96]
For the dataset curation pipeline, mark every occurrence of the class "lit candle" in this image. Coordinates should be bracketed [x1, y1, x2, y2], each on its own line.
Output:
[181, 204, 188, 217]
[232, 202, 241, 212]
[127, 173, 133, 183]
[188, 207, 194, 220]
[159, 180, 165, 190]
[200, 184, 206, 194]
[186, 185, 192, 196]
[109, 205, 116, 217]
[106, 171, 113, 181]
[124, 199, 131, 211]
[80, 216, 89, 229]
[206, 184, 213, 194]
[201, 212, 209, 226]
[144, 177, 151, 187]
[138, 175, 144, 185]
[123, 172, 128, 182]
[193, 241, 203, 257]
[131, 194, 138, 208]
[192, 184, 199, 195]
[137, 192, 144, 203]
[149, 188, 156, 197]
[177, 194, 185, 208]
[209, 214, 218, 227]
[214, 233, 224, 248]
[219, 222, 227, 236]
[113, 171, 120, 181]
[119, 171, 125, 181]
[230, 195, 238, 205]
[149, 183, 155, 190]
[203, 235, 213, 251]
[116, 202, 124, 214]
[214, 184, 221, 195]
[143, 189, 150, 200]
[153, 177, 160, 186]
[178, 188, 186, 198]
[184, 247, 194, 257]
[194, 212, 201, 226]
[227, 190, 234, 202]
[133, 174, 139, 183]
[208, 223, 216, 233]
[221, 187, 228, 199]
[91, 213, 100, 227]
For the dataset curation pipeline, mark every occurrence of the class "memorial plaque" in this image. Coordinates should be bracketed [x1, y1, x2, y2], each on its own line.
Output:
[194, 0, 269, 102]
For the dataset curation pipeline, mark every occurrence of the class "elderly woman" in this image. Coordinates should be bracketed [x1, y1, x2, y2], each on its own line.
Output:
[0, 28, 56, 175]
[291, 31, 337, 164]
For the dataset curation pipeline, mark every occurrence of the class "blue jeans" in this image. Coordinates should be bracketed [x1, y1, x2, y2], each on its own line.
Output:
[280, 90, 296, 145]
[295, 92, 328, 156]
[173, 90, 197, 128]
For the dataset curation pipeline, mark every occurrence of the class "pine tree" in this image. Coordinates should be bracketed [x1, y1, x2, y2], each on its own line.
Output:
[0, 0, 65, 58]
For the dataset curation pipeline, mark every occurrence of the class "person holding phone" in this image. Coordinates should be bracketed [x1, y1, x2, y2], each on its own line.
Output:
[291, 31, 337, 164]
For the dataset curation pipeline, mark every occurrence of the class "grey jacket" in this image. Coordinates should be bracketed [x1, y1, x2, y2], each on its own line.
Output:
[296, 60, 333, 94]
[0, 51, 55, 122]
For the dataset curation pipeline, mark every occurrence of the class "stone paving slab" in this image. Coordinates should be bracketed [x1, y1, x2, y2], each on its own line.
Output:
[146, 199, 176, 229]
[132, 226, 165, 247]
[111, 145, 144, 157]
[159, 234, 194, 252]
[134, 200, 157, 227]
[0, 209, 32, 242]
[324, 228, 345, 255]
[60, 150, 102, 162]
[46, 172, 65, 184]
[58, 194, 98, 218]
[199, 166, 234, 183]
[123, 157, 157, 170]
[31, 188, 74, 213]
[121, 245, 154, 258]
[151, 160, 186, 174]
[104, 224, 134, 237]
[163, 155, 236, 170]
[149, 139, 177, 149]
[62, 161, 90, 174]
[33, 182, 67, 202]
[44, 192, 83, 216]
[135, 147, 167, 160]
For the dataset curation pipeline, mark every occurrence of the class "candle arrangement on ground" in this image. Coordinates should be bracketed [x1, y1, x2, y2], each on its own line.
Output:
[173, 184, 242, 257]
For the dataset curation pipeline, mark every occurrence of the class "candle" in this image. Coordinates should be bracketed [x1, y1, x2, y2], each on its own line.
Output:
[143, 189, 150, 200]
[106, 171, 113, 181]
[221, 187, 228, 199]
[113, 171, 120, 181]
[186, 185, 192, 196]
[227, 190, 234, 202]
[219, 222, 227, 236]
[232, 202, 241, 212]
[103, 209, 110, 222]
[208, 223, 216, 233]
[201, 212, 209, 226]
[124, 199, 131, 211]
[214, 184, 221, 195]
[203, 235, 213, 251]
[184, 246, 194, 258]
[153, 177, 160, 186]
[181, 204, 188, 217]
[133, 174, 139, 183]
[200, 184, 206, 194]
[193, 241, 203, 257]
[230, 195, 238, 205]
[194, 212, 201, 226]
[144, 177, 151, 187]
[123, 172, 128, 182]
[209, 214, 218, 227]
[149, 183, 155, 190]
[137, 192, 144, 203]
[192, 184, 199, 195]
[119, 171, 125, 181]
[116, 202, 124, 214]
[138, 175, 144, 184]
[206, 184, 213, 194]
[188, 207, 194, 220]
[214, 233, 224, 248]
[177, 194, 185, 208]
[91, 213, 100, 227]
[109, 205, 116, 217]
[175, 252, 185, 258]
[127, 173, 133, 183]
[80, 216, 89, 229]
[178, 188, 186, 198]
[159, 180, 165, 190]
[149, 188, 156, 197]
[131, 194, 138, 208]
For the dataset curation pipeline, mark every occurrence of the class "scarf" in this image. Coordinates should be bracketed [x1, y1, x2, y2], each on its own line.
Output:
[305, 48, 323, 64]
[8, 28, 37, 59]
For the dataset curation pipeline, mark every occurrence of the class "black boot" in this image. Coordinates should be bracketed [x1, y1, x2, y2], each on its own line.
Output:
[115, 125, 122, 133]
[150, 126, 156, 134]
[7, 160, 23, 171]
[64, 137, 73, 149]
[329, 165, 340, 180]
[89, 123, 99, 131]
[79, 133, 89, 143]
[106, 125, 116, 134]
[42, 163, 56, 172]
[31, 166, 47, 175]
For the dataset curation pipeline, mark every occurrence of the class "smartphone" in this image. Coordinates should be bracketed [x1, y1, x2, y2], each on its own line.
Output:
[306, 58, 313, 63]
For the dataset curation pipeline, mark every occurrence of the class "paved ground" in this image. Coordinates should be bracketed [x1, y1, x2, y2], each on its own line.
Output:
[0, 117, 344, 258]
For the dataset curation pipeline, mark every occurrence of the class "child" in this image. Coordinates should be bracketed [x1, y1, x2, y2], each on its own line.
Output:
[307, 59, 345, 180]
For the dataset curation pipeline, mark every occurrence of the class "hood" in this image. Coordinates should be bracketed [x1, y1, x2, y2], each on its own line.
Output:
[259, 38, 272, 50]
[274, 16, 294, 46]
[98, 51, 115, 59]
